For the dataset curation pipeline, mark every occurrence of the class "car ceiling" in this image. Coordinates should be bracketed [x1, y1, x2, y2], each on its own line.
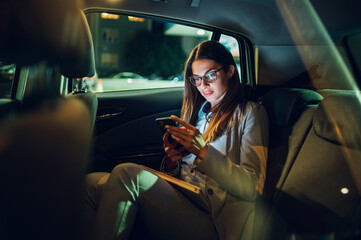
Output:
[83, 0, 361, 46]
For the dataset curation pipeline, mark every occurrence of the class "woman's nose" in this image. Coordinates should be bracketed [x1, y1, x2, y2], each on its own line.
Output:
[200, 78, 210, 87]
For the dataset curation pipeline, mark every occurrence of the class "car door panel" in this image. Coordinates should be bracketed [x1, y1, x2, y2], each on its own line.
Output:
[92, 88, 183, 172]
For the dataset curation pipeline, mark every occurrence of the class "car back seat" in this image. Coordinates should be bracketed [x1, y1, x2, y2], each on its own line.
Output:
[277, 91, 361, 237]
[254, 88, 323, 239]
[262, 90, 361, 239]
[260, 88, 323, 198]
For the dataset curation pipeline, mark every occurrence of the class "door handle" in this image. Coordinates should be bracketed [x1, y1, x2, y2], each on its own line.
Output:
[96, 111, 123, 120]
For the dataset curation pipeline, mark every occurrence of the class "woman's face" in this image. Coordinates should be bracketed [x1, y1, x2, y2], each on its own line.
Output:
[192, 59, 234, 108]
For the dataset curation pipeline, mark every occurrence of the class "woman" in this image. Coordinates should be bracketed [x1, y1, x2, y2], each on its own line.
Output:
[84, 40, 269, 240]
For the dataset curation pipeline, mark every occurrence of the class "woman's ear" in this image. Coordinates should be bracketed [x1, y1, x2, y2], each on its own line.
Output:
[227, 65, 235, 78]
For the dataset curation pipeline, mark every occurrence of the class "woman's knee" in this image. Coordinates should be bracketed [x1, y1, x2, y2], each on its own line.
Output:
[111, 163, 144, 178]
[110, 163, 159, 193]
[84, 172, 110, 208]
[85, 172, 110, 192]
[86, 172, 110, 185]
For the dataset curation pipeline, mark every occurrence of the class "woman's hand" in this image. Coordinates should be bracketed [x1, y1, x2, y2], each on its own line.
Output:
[166, 115, 209, 159]
[163, 132, 190, 170]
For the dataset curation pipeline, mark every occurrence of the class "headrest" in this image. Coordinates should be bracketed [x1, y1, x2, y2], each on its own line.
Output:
[317, 89, 353, 98]
[313, 91, 361, 150]
[260, 88, 323, 126]
[0, 0, 95, 78]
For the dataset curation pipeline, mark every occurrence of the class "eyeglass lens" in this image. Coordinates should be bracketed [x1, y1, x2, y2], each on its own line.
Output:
[193, 71, 217, 86]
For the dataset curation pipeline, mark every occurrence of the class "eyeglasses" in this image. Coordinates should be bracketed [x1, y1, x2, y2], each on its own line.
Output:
[189, 67, 224, 87]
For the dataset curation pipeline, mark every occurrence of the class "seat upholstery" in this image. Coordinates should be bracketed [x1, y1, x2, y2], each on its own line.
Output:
[0, 0, 94, 78]
[0, 0, 96, 239]
[254, 88, 323, 240]
[277, 91, 361, 234]
[69, 91, 98, 128]
[259, 88, 323, 198]
[0, 98, 92, 240]
[67, 10, 98, 129]
[260, 91, 361, 239]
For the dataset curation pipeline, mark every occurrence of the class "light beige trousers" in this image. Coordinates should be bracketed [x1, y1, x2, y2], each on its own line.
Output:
[83, 163, 218, 240]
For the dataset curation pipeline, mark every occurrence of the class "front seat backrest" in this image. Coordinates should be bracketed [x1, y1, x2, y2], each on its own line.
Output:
[0, 0, 95, 239]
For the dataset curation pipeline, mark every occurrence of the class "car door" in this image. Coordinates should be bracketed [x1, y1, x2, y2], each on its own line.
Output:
[92, 87, 183, 172]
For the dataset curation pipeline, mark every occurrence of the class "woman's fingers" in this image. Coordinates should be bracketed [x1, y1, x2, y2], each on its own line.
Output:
[163, 132, 170, 144]
[165, 146, 185, 161]
[170, 134, 189, 148]
[170, 115, 197, 131]
[163, 132, 179, 148]
[168, 129, 192, 143]
[166, 123, 200, 142]
[174, 145, 189, 154]
[169, 127, 206, 156]
[166, 116, 200, 141]
[164, 116, 206, 157]
[167, 126, 200, 146]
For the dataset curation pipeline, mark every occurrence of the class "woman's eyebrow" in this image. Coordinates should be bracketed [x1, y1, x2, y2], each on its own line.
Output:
[193, 68, 216, 76]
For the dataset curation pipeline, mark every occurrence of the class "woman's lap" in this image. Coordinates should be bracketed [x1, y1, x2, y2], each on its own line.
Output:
[85, 163, 218, 240]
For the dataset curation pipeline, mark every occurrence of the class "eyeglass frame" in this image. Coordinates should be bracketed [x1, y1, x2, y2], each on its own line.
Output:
[188, 67, 225, 87]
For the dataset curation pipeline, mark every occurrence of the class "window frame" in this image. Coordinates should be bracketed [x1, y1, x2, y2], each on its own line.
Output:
[81, 8, 256, 92]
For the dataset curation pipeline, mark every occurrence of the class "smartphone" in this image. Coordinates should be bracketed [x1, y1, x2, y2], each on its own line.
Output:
[155, 117, 180, 133]
[155, 117, 189, 156]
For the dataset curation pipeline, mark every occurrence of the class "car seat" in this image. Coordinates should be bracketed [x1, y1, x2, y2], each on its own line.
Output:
[276, 91, 361, 237]
[260, 90, 361, 239]
[0, 0, 95, 239]
[254, 87, 323, 240]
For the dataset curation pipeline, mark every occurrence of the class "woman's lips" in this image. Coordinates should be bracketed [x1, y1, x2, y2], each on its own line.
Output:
[203, 90, 213, 97]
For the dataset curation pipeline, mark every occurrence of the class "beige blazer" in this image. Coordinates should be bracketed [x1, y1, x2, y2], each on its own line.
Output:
[163, 102, 269, 240]
[195, 102, 269, 240]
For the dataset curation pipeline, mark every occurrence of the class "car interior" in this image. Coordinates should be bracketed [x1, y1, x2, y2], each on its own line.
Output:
[0, 0, 360, 239]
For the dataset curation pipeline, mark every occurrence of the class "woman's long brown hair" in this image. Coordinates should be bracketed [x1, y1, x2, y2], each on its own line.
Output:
[181, 40, 247, 142]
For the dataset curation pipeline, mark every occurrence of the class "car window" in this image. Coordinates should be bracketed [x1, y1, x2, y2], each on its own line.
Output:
[220, 34, 241, 79]
[0, 62, 15, 99]
[85, 13, 243, 92]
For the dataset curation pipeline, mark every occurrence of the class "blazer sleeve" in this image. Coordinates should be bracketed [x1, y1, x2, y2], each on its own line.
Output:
[194, 103, 269, 201]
